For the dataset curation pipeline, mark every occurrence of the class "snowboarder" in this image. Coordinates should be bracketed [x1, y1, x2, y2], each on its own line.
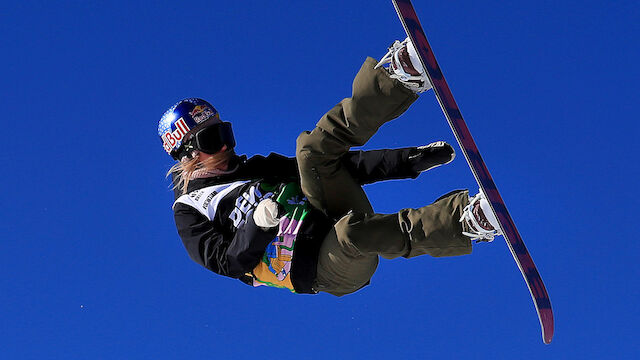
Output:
[159, 38, 502, 296]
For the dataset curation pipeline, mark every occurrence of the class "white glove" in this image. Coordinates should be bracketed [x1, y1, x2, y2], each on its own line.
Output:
[253, 198, 282, 228]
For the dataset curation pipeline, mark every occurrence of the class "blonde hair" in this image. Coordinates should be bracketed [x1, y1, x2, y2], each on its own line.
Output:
[167, 148, 236, 194]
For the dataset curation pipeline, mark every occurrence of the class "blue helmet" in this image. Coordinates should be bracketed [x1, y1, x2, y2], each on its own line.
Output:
[158, 98, 235, 160]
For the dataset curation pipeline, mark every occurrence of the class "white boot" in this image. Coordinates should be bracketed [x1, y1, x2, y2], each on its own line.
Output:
[460, 190, 503, 242]
[375, 37, 432, 93]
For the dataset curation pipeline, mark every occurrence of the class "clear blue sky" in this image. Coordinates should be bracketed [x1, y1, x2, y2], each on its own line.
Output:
[2, 0, 638, 358]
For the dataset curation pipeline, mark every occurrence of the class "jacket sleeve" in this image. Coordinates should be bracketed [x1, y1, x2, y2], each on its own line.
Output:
[258, 153, 299, 183]
[255, 150, 418, 186]
[342, 148, 420, 185]
[173, 202, 278, 279]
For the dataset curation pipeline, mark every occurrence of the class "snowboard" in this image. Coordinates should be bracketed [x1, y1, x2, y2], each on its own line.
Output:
[390, 0, 554, 344]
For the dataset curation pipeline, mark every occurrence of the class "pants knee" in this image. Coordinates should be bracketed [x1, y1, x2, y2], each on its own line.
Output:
[295, 131, 311, 158]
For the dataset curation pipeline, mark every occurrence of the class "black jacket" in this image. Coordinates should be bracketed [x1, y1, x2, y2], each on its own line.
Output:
[172, 148, 420, 293]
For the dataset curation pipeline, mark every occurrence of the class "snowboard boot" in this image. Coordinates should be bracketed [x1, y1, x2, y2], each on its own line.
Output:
[460, 190, 503, 242]
[408, 141, 455, 173]
[375, 37, 432, 93]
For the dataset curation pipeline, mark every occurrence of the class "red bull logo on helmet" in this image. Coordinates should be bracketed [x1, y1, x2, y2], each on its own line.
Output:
[190, 105, 217, 124]
[162, 117, 191, 154]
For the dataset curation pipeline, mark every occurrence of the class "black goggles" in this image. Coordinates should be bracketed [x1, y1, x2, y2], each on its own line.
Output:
[173, 122, 235, 160]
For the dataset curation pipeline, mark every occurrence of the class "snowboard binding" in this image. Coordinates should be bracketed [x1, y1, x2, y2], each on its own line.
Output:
[460, 190, 503, 242]
[375, 37, 432, 93]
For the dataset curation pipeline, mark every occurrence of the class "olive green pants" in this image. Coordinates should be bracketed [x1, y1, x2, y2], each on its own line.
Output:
[296, 58, 471, 297]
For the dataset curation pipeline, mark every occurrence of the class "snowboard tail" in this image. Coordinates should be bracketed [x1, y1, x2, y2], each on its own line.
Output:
[391, 0, 554, 344]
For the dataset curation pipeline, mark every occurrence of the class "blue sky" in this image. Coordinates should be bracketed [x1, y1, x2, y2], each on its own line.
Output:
[1, 0, 638, 358]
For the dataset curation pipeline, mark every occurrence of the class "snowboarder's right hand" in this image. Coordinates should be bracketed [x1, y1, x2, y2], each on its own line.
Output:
[409, 141, 455, 173]
[253, 198, 283, 229]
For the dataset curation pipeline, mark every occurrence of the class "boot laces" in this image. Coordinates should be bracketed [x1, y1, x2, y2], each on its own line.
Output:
[375, 39, 431, 93]
[460, 191, 501, 242]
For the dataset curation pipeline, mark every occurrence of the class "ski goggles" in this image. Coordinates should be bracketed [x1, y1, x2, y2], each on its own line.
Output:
[173, 122, 235, 160]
